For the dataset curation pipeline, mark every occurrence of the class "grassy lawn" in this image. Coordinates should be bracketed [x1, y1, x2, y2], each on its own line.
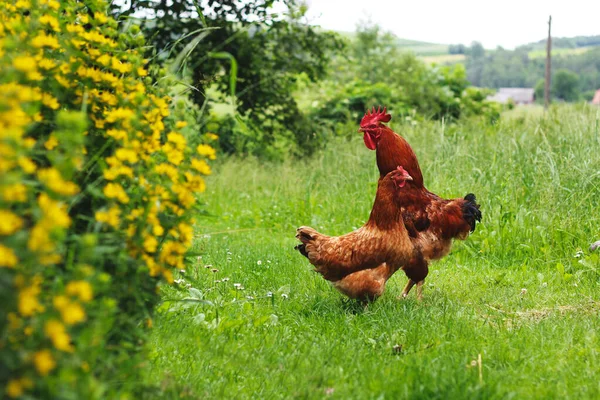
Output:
[144, 106, 600, 399]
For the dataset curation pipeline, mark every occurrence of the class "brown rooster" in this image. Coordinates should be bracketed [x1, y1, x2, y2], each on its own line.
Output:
[295, 166, 415, 301]
[359, 106, 482, 300]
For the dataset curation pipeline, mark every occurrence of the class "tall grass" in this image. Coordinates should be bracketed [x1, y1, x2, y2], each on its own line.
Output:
[145, 105, 600, 399]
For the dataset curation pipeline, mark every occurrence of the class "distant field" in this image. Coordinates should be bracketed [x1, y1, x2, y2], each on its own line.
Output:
[528, 46, 596, 59]
[337, 31, 450, 56]
[395, 40, 449, 56]
[420, 54, 466, 65]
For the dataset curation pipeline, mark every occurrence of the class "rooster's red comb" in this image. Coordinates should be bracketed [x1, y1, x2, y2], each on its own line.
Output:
[360, 106, 391, 128]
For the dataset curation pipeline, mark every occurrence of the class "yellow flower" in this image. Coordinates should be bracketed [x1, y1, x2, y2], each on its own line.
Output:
[143, 234, 158, 253]
[38, 193, 71, 228]
[103, 182, 129, 204]
[95, 206, 121, 228]
[137, 67, 148, 77]
[18, 282, 44, 317]
[167, 132, 187, 150]
[42, 93, 60, 110]
[44, 134, 59, 150]
[23, 137, 36, 148]
[205, 132, 219, 141]
[175, 121, 188, 129]
[0, 244, 18, 267]
[94, 12, 108, 24]
[53, 295, 69, 310]
[0, 210, 23, 235]
[115, 148, 138, 164]
[40, 0, 59, 9]
[196, 144, 216, 160]
[38, 58, 57, 70]
[1, 183, 27, 202]
[44, 320, 74, 352]
[107, 129, 127, 141]
[66, 281, 93, 302]
[31, 33, 60, 49]
[177, 222, 194, 246]
[111, 58, 132, 74]
[38, 168, 80, 195]
[13, 55, 37, 72]
[152, 224, 164, 236]
[7, 313, 21, 330]
[18, 157, 37, 173]
[28, 223, 55, 254]
[33, 349, 56, 376]
[40, 253, 62, 266]
[191, 158, 212, 175]
[6, 379, 24, 398]
[59, 301, 86, 325]
[39, 14, 60, 32]
[162, 144, 184, 165]
[105, 107, 135, 123]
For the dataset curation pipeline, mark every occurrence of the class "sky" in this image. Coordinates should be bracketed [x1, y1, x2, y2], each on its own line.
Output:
[303, 0, 600, 49]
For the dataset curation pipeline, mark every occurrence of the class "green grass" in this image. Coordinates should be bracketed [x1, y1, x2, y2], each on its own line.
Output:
[144, 105, 600, 399]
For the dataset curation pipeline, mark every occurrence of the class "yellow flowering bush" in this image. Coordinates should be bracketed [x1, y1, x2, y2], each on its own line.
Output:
[0, 0, 214, 397]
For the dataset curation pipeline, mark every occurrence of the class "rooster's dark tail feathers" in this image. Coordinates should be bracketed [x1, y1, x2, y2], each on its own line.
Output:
[462, 193, 482, 232]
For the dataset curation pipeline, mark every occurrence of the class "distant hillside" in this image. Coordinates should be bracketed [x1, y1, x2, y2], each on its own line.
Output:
[336, 31, 450, 56]
[393, 37, 449, 56]
[521, 35, 600, 51]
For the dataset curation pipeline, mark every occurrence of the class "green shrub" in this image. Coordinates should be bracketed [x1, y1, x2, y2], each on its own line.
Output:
[0, 0, 214, 397]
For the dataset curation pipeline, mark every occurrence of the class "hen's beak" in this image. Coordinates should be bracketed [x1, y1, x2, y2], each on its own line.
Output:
[406, 174, 413, 181]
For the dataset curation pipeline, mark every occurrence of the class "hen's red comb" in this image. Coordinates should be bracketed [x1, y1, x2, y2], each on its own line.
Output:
[360, 106, 391, 128]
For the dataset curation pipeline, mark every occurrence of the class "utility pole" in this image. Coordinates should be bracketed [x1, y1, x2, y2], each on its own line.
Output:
[544, 15, 552, 110]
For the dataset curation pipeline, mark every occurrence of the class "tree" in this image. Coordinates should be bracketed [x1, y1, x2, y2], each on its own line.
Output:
[469, 41, 485, 59]
[534, 79, 545, 103]
[552, 69, 580, 101]
[113, 0, 344, 155]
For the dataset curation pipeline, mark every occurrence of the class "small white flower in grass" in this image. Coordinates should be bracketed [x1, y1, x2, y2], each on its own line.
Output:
[215, 280, 221, 284]
[266, 292, 273, 297]
[542, 282, 548, 287]
[573, 283, 578, 287]
[257, 260, 262, 265]
[174, 279, 185, 285]
[211, 268, 219, 273]
[246, 296, 254, 300]
[520, 288, 527, 296]
[281, 293, 288, 299]
[222, 277, 230, 282]
[179, 269, 185, 274]
[196, 256, 202, 262]
[204, 264, 212, 269]
[233, 283, 241, 289]
[325, 388, 334, 395]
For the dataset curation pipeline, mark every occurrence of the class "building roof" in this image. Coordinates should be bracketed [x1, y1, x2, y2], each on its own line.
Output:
[592, 89, 600, 105]
[488, 88, 535, 104]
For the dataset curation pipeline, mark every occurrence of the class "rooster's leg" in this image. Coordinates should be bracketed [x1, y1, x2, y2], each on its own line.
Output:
[416, 280, 425, 301]
[400, 280, 416, 298]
